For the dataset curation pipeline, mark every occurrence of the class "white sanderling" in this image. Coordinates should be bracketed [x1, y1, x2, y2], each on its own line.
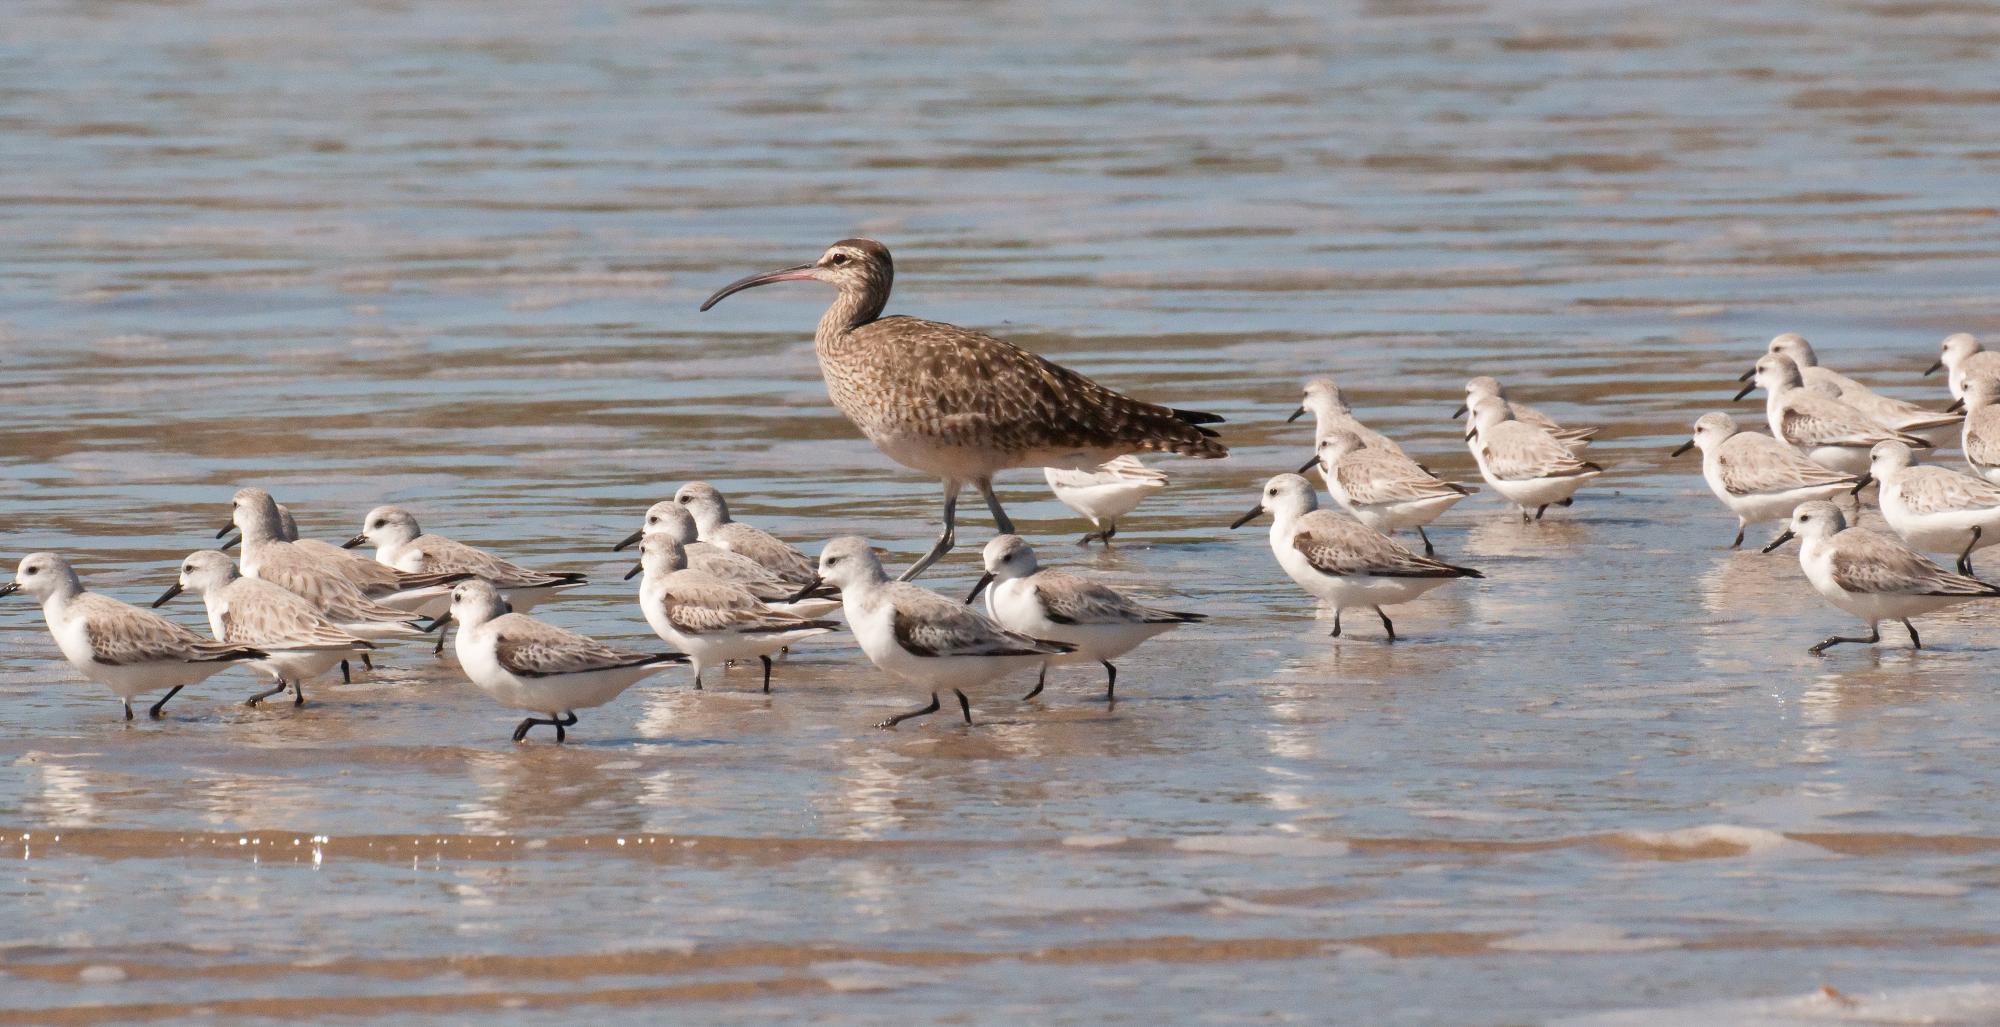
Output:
[1289, 376, 1408, 457]
[1927, 333, 1999, 404]
[429, 580, 686, 743]
[228, 498, 461, 614]
[675, 482, 818, 586]
[1463, 394, 1602, 520]
[1959, 376, 2000, 484]
[965, 534, 1201, 702]
[630, 534, 836, 693]
[1230, 474, 1481, 641]
[1043, 456, 1168, 545]
[1764, 500, 2000, 655]
[1744, 354, 1931, 476]
[801, 536, 1072, 728]
[346, 505, 587, 631]
[1742, 334, 1960, 445]
[1, 553, 266, 720]
[222, 487, 446, 643]
[155, 550, 373, 707]
[1456, 376, 1596, 449]
[612, 501, 840, 618]
[1673, 412, 1863, 548]
[1303, 429, 1476, 554]
[1868, 441, 2000, 576]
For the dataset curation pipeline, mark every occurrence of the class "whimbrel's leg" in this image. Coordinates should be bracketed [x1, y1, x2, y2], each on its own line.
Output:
[1102, 661, 1117, 702]
[1959, 527, 1981, 576]
[1809, 624, 1880, 655]
[953, 688, 973, 725]
[1416, 524, 1435, 555]
[1375, 606, 1396, 642]
[1903, 619, 1922, 649]
[1021, 664, 1047, 701]
[246, 678, 288, 707]
[759, 655, 774, 694]
[975, 477, 1015, 535]
[148, 685, 184, 720]
[900, 480, 963, 582]
[878, 692, 941, 729]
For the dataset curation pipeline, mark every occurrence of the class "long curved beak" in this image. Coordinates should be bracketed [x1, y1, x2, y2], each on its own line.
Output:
[1849, 472, 1873, 496]
[152, 582, 184, 608]
[1295, 456, 1319, 475]
[1671, 439, 1695, 457]
[623, 562, 643, 581]
[217, 533, 240, 551]
[1761, 529, 1797, 554]
[1229, 504, 1265, 529]
[1925, 360, 1944, 376]
[1731, 380, 1756, 402]
[0, 582, 19, 598]
[612, 529, 644, 552]
[1451, 404, 1467, 419]
[785, 575, 824, 603]
[964, 571, 995, 605]
[699, 262, 818, 311]
[1737, 367, 1755, 383]
[341, 534, 367, 549]
[418, 611, 453, 633]
[1286, 406, 1306, 423]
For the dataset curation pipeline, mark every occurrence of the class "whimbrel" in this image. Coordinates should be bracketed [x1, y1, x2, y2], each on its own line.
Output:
[700, 239, 1227, 580]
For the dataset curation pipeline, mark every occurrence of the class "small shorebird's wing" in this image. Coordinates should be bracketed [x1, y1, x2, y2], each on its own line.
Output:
[410, 535, 585, 590]
[886, 584, 1071, 658]
[1033, 570, 1202, 626]
[492, 617, 684, 677]
[75, 595, 265, 665]
[1830, 533, 2000, 597]
[1292, 513, 1482, 580]
[1718, 435, 1857, 496]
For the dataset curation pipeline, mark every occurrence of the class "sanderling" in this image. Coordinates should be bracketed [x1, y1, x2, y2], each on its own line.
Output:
[1455, 376, 1596, 449]
[1043, 456, 1168, 545]
[227, 499, 460, 614]
[1463, 394, 1602, 520]
[675, 482, 818, 586]
[1959, 376, 2000, 484]
[1740, 334, 1960, 444]
[798, 536, 1071, 728]
[1744, 354, 1931, 476]
[1867, 441, 2000, 576]
[965, 534, 1200, 702]
[1230, 474, 1481, 641]
[1, 553, 266, 720]
[1289, 377, 1408, 457]
[629, 534, 836, 693]
[1764, 500, 2000, 654]
[1302, 429, 1476, 554]
[1673, 412, 1863, 548]
[222, 487, 446, 642]
[612, 501, 840, 618]
[154, 550, 373, 707]
[346, 505, 587, 652]
[427, 580, 685, 743]
[1927, 333, 1999, 404]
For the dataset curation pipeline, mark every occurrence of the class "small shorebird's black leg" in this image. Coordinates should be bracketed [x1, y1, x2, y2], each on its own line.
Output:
[433, 625, 449, 656]
[1102, 523, 1118, 545]
[293, 678, 306, 706]
[691, 668, 703, 691]
[512, 717, 546, 742]
[552, 711, 569, 743]
[1903, 619, 1922, 649]
[246, 678, 288, 707]
[1731, 525, 1746, 549]
[1959, 527, 1981, 576]
[1519, 507, 1531, 523]
[953, 688, 973, 725]
[123, 699, 134, 722]
[1102, 661, 1117, 702]
[1417, 524, 1435, 556]
[1021, 665, 1047, 701]
[148, 685, 184, 720]
[559, 711, 578, 727]
[1375, 606, 1396, 642]
[1077, 531, 1103, 546]
[975, 477, 1014, 536]
[1535, 504, 1550, 521]
[361, 654, 373, 671]
[1330, 609, 1343, 637]
[759, 654, 774, 694]
[901, 481, 961, 582]
[340, 660, 351, 683]
[878, 692, 941, 729]
[1809, 625, 1880, 656]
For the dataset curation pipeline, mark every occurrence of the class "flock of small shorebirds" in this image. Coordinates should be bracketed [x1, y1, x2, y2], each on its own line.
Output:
[7, 239, 2000, 742]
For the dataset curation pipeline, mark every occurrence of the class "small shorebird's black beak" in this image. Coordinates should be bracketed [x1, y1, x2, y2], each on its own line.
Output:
[623, 562, 643, 581]
[1451, 404, 1467, 419]
[215, 522, 235, 540]
[1737, 367, 1755, 383]
[1925, 359, 1945, 377]
[0, 582, 19, 598]
[699, 262, 819, 311]
[785, 575, 824, 603]
[1286, 406, 1306, 423]
[1947, 398, 1966, 413]
[612, 529, 644, 552]
[152, 582, 184, 608]
[1731, 380, 1756, 402]
[1761, 529, 1797, 554]
[965, 571, 995, 605]
[418, 612, 453, 633]
[1671, 439, 1695, 457]
[1849, 472, 1873, 496]
[1295, 456, 1319, 475]
[341, 534, 367, 549]
[1465, 426, 1478, 442]
[1229, 504, 1265, 529]
[217, 533, 240, 551]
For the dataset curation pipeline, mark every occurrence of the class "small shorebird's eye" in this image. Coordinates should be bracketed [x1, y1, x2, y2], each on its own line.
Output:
[24, 567, 36, 575]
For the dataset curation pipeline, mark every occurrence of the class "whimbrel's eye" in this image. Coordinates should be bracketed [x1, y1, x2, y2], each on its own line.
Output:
[829, 253, 850, 266]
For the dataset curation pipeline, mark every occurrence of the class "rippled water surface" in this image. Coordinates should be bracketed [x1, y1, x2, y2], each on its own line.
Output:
[6, 0, 2000, 1022]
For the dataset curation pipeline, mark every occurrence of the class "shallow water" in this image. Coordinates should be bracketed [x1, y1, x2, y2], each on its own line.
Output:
[5, 0, 2000, 1022]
